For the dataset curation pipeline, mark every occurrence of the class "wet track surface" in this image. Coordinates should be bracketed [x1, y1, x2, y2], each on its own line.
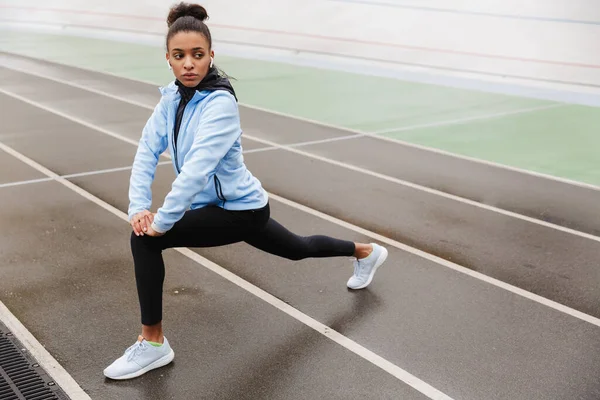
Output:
[1, 53, 600, 399]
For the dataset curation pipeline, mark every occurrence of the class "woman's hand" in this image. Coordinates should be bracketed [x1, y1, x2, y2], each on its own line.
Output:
[131, 210, 154, 236]
[144, 214, 164, 237]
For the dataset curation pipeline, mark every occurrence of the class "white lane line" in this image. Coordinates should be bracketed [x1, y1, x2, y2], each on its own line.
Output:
[356, 132, 600, 192]
[0, 270, 91, 398]
[242, 133, 365, 155]
[2, 59, 597, 192]
[0, 140, 454, 400]
[244, 102, 600, 192]
[3, 82, 598, 245]
[370, 104, 564, 135]
[243, 135, 600, 244]
[0, 57, 566, 157]
[0, 176, 53, 188]
[0, 161, 173, 189]
[0, 89, 141, 147]
[174, 250, 451, 399]
[289, 132, 363, 147]
[0, 62, 153, 109]
[242, 146, 278, 154]
[269, 193, 600, 329]
[2, 83, 600, 331]
[62, 161, 172, 179]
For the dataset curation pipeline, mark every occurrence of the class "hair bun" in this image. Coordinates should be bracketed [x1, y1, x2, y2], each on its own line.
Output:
[167, 2, 209, 27]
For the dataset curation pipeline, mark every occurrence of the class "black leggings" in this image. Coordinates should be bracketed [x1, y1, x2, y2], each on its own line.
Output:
[130, 202, 355, 325]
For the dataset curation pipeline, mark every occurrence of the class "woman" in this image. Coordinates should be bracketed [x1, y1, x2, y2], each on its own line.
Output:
[103, 2, 388, 380]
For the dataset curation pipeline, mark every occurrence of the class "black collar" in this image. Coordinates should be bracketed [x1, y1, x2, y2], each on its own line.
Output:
[175, 67, 237, 102]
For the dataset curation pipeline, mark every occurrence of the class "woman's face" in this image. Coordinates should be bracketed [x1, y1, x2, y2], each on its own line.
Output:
[166, 31, 214, 87]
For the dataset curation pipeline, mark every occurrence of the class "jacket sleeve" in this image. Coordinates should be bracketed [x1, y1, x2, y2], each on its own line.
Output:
[151, 92, 240, 233]
[128, 98, 169, 220]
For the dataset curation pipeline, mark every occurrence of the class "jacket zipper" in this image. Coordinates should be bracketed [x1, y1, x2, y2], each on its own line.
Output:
[214, 175, 227, 207]
[173, 107, 227, 207]
[172, 130, 180, 174]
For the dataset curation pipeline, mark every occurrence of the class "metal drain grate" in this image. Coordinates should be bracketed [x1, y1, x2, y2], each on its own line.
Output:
[0, 322, 69, 400]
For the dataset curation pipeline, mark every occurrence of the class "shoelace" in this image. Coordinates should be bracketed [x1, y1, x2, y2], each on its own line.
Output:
[353, 259, 362, 277]
[126, 340, 148, 362]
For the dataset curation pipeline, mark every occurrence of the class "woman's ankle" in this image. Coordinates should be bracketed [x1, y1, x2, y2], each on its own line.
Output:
[141, 323, 164, 343]
[354, 243, 373, 259]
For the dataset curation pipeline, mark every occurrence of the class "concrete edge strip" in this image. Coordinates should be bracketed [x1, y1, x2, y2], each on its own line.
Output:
[0, 301, 92, 400]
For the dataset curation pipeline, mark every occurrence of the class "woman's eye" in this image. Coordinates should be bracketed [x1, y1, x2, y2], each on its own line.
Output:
[195, 54, 204, 58]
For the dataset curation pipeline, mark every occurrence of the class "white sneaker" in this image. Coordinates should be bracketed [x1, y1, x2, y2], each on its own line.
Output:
[103, 335, 174, 380]
[347, 243, 388, 289]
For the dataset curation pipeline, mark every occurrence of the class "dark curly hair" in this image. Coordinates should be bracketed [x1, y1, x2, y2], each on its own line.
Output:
[166, 2, 212, 49]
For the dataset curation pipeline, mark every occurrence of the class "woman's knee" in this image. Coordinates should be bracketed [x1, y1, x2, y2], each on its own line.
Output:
[130, 231, 164, 253]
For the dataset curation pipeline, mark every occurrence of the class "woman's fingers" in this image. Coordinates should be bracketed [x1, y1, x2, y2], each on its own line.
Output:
[144, 214, 154, 232]
[139, 215, 148, 233]
[131, 211, 151, 236]
[132, 219, 143, 236]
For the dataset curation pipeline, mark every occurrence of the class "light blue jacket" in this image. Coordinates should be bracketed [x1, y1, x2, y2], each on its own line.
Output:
[128, 82, 268, 233]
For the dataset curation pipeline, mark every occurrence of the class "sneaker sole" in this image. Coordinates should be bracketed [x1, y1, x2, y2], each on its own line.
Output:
[104, 349, 175, 380]
[348, 246, 388, 290]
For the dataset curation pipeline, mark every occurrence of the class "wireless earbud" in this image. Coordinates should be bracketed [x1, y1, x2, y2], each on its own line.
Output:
[210, 57, 214, 68]
[166, 59, 172, 70]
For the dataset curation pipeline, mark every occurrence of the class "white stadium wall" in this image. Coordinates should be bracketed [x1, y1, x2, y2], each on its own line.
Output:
[1, 0, 600, 92]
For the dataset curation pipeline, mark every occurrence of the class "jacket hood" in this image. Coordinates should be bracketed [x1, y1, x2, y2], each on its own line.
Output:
[160, 67, 237, 102]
